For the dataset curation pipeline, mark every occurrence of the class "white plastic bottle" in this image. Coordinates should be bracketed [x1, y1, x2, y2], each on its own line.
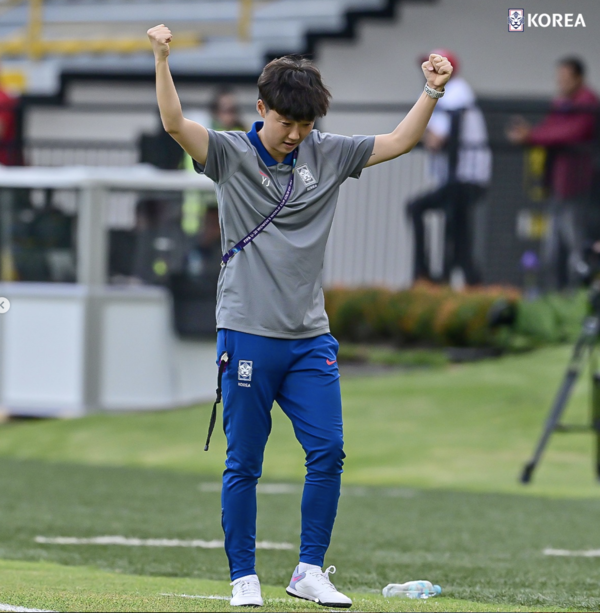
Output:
[382, 580, 442, 599]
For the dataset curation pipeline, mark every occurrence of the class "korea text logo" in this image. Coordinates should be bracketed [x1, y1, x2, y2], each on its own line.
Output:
[508, 9, 524, 32]
[238, 360, 253, 387]
[508, 9, 586, 31]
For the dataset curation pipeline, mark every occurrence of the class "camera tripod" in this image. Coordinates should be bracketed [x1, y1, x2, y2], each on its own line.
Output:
[521, 288, 600, 484]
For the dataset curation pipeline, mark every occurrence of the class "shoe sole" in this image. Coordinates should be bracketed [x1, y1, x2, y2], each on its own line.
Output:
[230, 602, 263, 608]
[286, 587, 352, 609]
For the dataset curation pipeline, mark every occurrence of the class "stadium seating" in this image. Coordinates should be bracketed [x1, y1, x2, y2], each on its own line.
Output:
[0, 0, 388, 76]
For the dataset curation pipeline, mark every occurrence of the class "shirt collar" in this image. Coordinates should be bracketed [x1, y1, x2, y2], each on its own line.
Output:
[247, 121, 296, 167]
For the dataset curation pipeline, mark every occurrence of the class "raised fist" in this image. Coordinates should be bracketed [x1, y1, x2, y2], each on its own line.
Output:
[421, 54, 453, 90]
[147, 24, 172, 60]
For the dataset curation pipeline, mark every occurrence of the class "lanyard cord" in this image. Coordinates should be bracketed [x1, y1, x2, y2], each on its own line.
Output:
[204, 352, 228, 451]
[221, 148, 298, 267]
[206, 149, 299, 451]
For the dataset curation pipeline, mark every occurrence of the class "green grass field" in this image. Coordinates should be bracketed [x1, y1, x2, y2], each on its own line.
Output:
[1, 345, 600, 612]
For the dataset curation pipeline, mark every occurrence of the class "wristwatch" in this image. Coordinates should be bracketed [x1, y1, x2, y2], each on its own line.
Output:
[424, 83, 445, 99]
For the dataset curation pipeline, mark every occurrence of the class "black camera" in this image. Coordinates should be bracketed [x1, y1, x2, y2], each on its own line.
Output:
[576, 242, 600, 286]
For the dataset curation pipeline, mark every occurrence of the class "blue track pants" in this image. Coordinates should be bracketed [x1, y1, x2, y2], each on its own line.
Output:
[216, 329, 345, 581]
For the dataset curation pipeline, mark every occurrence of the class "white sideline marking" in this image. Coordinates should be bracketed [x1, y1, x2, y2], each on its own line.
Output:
[199, 482, 416, 497]
[257, 484, 301, 494]
[544, 548, 600, 557]
[161, 593, 229, 601]
[35, 535, 293, 550]
[199, 482, 300, 494]
[161, 593, 296, 603]
[0, 604, 56, 612]
[198, 483, 222, 492]
[343, 486, 416, 498]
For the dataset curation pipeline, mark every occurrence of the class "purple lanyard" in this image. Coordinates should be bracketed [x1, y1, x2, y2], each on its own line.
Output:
[221, 149, 298, 267]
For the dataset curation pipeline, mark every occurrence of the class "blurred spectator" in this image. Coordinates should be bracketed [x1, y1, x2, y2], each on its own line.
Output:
[180, 88, 246, 239]
[0, 61, 22, 167]
[181, 87, 246, 173]
[507, 56, 599, 290]
[131, 198, 188, 285]
[185, 205, 221, 281]
[10, 196, 74, 282]
[174, 84, 235, 336]
[170, 206, 221, 338]
[407, 49, 491, 286]
[208, 86, 247, 132]
[0, 63, 24, 281]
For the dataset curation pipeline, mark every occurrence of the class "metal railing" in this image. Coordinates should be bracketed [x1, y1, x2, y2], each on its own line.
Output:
[24, 140, 138, 167]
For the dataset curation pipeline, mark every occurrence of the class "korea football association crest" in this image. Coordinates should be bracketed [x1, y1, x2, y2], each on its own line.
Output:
[238, 360, 253, 387]
[296, 164, 318, 191]
[508, 9, 524, 32]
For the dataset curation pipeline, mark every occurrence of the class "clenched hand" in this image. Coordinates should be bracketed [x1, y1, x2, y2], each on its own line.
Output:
[421, 53, 453, 90]
[147, 24, 172, 61]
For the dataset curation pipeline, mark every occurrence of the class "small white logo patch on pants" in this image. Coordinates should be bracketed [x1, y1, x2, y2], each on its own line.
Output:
[238, 360, 253, 381]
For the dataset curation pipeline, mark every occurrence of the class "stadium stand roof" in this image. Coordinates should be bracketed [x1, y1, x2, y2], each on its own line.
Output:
[0, 0, 425, 92]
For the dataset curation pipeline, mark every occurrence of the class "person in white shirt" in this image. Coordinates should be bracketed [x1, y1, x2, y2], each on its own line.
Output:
[407, 49, 491, 285]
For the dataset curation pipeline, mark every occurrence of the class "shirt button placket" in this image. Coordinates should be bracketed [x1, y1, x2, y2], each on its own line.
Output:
[278, 164, 286, 188]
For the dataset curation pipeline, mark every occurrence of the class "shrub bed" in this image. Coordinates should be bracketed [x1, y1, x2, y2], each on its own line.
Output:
[325, 283, 587, 349]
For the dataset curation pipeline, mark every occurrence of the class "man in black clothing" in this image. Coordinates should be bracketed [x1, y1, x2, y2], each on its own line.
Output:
[407, 49, 491, 286]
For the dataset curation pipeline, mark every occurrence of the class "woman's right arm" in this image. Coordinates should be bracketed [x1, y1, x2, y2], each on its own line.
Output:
[148, 24, 209, 165]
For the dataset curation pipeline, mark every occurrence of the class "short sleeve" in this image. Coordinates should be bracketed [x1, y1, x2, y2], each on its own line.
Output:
[192, 129, 248, 184]
[317, 132, 375, 181]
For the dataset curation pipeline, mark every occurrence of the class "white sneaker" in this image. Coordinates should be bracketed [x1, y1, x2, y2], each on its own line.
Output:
[230, 574, 264, 607]
[286, 565, 352, 608]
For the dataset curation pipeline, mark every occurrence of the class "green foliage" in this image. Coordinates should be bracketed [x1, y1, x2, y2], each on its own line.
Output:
[327, 288, 393, 342]
[514, 291, 587, 347]
[326, 283, 521, 348]
[326, 285, 589, 350]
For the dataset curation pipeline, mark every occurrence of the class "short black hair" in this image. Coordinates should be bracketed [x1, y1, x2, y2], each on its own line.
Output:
[558, 56, 586, 78]
[257, 55, 331, 121]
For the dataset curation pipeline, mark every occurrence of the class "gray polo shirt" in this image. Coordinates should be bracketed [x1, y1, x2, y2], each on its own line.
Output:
[195, 121, 374, 339]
